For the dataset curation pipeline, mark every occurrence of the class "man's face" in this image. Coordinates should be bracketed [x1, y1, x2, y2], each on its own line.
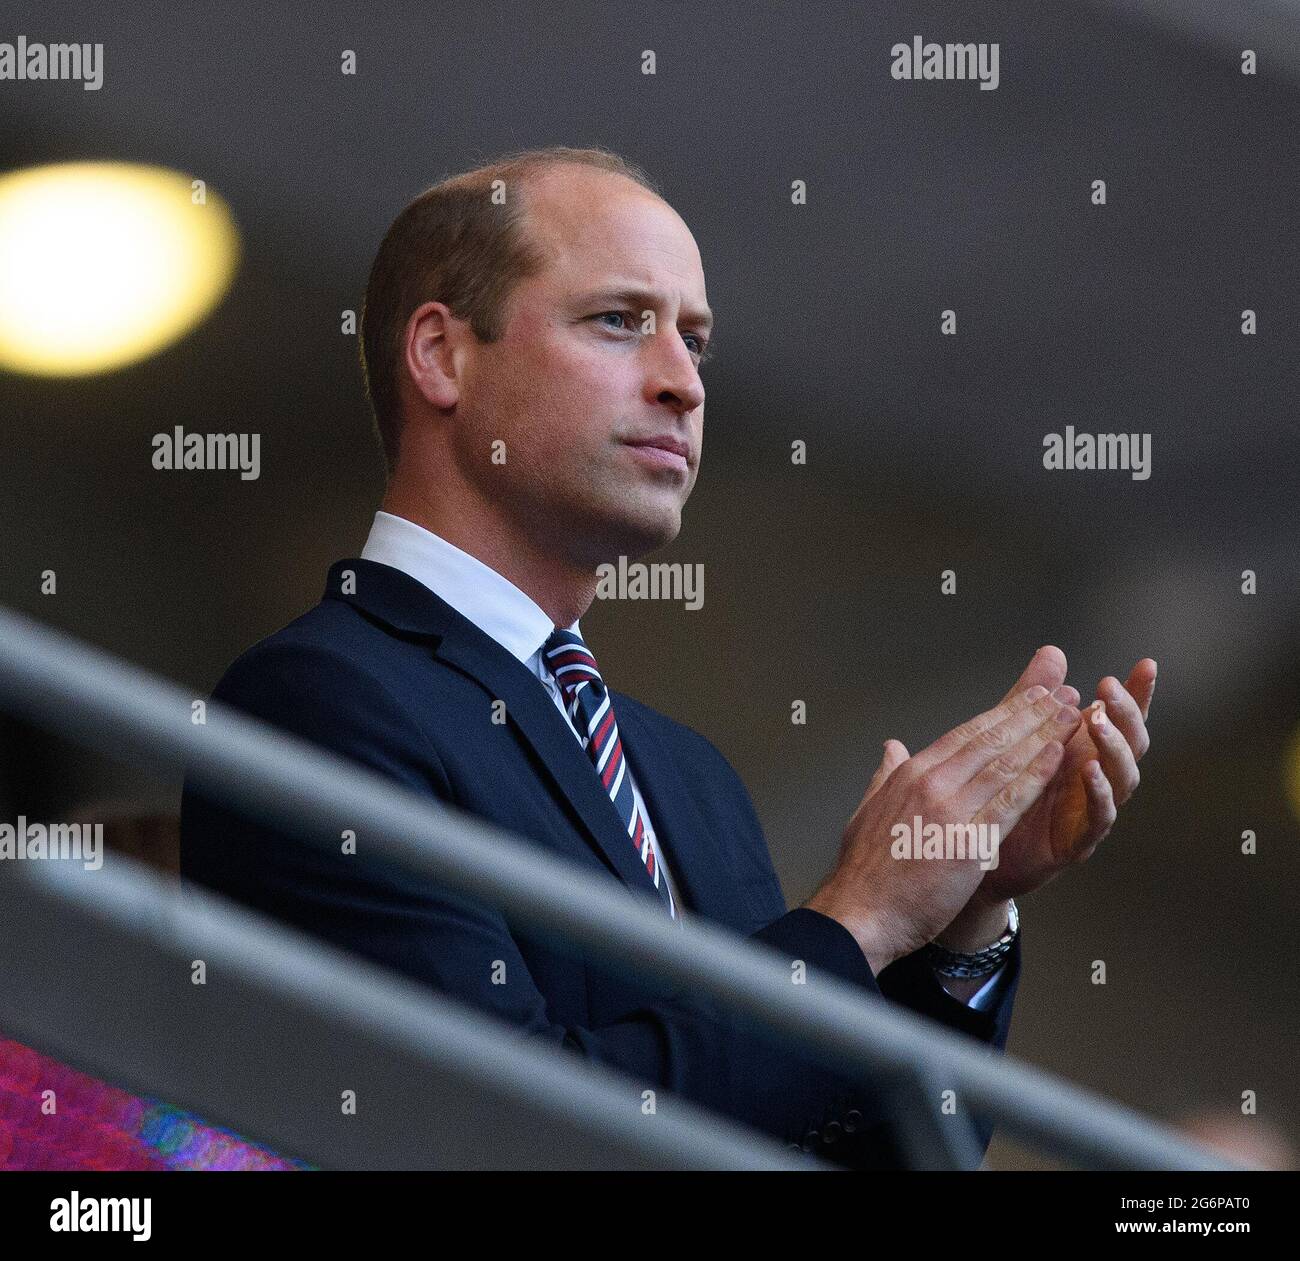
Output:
[454, 166, 711, 567]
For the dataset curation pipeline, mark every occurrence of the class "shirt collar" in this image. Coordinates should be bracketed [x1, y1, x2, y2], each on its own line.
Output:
[359, 510, 580, 665]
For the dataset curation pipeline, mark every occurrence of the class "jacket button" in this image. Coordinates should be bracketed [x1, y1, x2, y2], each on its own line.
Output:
[844, 1110, 862, 1133]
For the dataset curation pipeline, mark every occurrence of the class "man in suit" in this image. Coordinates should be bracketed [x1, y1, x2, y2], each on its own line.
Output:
[181, 146, 1156, 1167]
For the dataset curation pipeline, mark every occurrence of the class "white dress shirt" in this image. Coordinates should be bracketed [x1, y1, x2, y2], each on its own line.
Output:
[361, 510, 685, 917]
[359, 509, 1006, 1010]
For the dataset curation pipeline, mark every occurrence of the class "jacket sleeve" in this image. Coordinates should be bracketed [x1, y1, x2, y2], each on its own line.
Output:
[660, 718, 1023, 1166]
[180, 642, 1016, 1168]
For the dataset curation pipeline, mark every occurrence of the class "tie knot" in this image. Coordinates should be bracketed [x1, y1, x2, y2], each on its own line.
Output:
[542, 629, 604, 700]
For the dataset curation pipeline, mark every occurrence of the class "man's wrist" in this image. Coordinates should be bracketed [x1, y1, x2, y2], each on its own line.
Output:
[932, 895, 1013, 952]
[925, 898, 1018, 986]
[802, 887, 910, 976]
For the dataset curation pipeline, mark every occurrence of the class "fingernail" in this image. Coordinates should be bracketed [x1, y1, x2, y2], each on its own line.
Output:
[1025, 685, 1048, 701]
[1054, 706, 1080, 727]
[1050, 686, 1073, 702]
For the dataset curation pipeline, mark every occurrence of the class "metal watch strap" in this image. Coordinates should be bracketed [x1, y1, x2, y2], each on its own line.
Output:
[921, 899, 1019, 979]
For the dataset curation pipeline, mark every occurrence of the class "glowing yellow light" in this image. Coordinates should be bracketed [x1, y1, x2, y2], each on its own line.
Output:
[0, 161, 239, 376]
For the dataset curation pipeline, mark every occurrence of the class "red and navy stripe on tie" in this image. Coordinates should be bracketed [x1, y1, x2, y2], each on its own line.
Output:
[543, 629, 676, 919]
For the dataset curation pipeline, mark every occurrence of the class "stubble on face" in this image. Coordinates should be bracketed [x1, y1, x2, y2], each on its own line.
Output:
[455, 166, 709, 571]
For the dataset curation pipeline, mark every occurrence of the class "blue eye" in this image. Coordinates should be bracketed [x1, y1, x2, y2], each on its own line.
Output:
[684, 333, 714, 366]
[591, 312, 711, 364]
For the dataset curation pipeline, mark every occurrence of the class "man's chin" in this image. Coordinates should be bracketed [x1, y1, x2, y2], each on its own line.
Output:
[577, 503, 683, 567]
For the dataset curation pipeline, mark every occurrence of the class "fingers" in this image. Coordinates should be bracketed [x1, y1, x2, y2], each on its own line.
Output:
[866, 739, 910, 800]
[1122, 658, 1158, 721]
[951, 691, 1081, 821]
[999, 645, 1068, 706]
[1097, 675, 1151, 760]
[932, 690, 1081, 801]
[1078, 757, 1117, 855]
[970, 737, 1067, 832]
[1086, 700, 1140, 804]
[912, 683, 1064, 775]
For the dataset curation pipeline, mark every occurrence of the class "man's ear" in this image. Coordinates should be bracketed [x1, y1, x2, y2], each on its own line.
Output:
[403, 300, 463, 411]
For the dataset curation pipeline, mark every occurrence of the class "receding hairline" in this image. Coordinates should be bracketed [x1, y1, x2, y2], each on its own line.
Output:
[488, 163, 708, 326]
[497, 158, 685, 263]
[443, 154, 672, 233]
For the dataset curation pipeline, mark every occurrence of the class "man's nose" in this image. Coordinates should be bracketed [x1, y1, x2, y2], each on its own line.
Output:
[647, 334, 705, 414]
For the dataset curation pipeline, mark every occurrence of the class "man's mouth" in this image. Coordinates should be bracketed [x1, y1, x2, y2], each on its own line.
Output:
[623, 434, 690, 473]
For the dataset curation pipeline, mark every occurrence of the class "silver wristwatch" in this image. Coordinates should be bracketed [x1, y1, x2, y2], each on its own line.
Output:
[921, 899, 1019, 979]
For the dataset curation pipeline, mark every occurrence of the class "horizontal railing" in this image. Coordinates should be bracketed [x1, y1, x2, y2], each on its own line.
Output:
[0, 605, 1239, 1170]
[0, 840, 809, 1170]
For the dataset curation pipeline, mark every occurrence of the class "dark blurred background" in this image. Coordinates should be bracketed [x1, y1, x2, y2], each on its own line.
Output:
[1, 0, 1297, 1168]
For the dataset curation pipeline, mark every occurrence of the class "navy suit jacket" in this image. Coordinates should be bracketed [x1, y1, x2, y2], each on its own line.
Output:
[180, 558, 1021, 1168]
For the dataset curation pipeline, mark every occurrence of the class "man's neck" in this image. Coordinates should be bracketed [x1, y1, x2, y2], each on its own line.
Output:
[378, 488, 598, 630]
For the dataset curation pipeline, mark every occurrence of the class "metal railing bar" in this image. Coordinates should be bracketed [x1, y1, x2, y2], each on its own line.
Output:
[0, 605, 1238, 1170]
[0, 844, 815, 1170]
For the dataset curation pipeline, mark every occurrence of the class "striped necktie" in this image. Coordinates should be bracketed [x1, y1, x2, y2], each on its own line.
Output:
[543, 629, 677, 919]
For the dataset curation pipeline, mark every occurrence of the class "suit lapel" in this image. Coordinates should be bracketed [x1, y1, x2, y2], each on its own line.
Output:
[324, 559, 669, 905]
[613, 696, 755, 929]
[435, 629, 676, 903]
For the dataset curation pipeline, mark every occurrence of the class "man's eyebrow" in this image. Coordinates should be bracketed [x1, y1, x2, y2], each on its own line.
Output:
[577, 286, 714, 334]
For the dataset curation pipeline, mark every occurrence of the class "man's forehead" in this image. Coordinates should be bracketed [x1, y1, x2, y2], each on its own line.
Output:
[524, 163, 668, 229]
[523, 168, 706, 294]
